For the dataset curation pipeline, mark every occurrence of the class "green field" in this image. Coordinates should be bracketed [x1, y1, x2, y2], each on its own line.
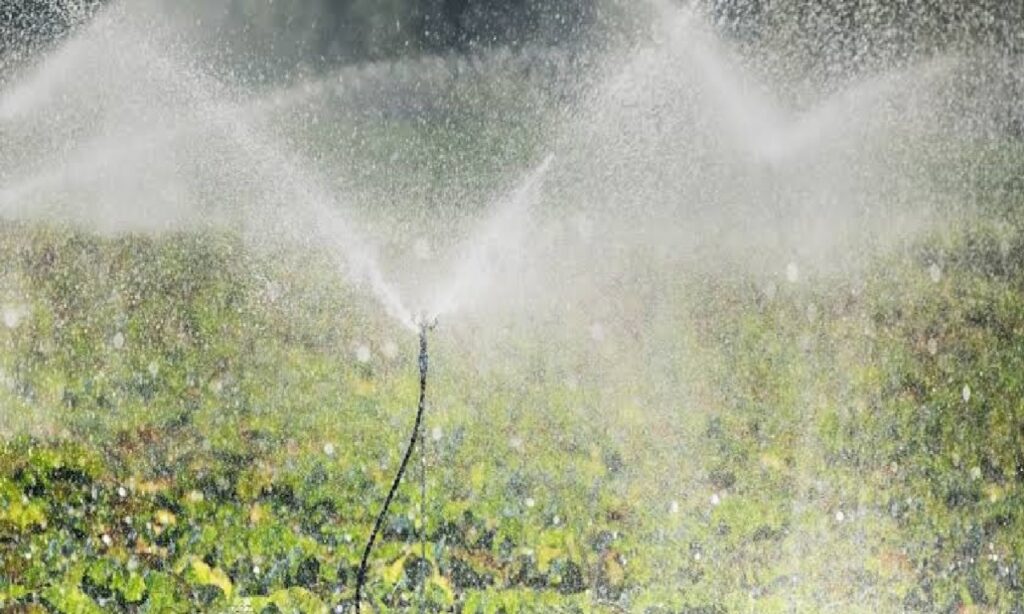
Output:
[4, 0, 1024, 611]
[1, 136, 1023, 613]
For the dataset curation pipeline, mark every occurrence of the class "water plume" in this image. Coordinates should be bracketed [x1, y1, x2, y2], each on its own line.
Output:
[427, 153, 555, 320]
[0, 1, 417, 331]
[1, 0, 1022, 610]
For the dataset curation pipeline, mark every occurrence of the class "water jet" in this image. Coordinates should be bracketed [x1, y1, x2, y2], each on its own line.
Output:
[1, 1, 1021, 611]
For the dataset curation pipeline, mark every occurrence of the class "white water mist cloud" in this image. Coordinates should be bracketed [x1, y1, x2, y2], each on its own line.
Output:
[0, 1, 418, 331]
[0, 0, 1013, 335]
[428, 154, 554, 320]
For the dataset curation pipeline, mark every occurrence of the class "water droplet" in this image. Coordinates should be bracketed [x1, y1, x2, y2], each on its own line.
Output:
[2, 304, 25, 329]
[785, 262, 800, 283]
[576, 215, 593, 240]
[264, 281, 281, 303]
[414, 238, 432, 260]
[962, 384, 971, 403]
[806, 303, 818, 323]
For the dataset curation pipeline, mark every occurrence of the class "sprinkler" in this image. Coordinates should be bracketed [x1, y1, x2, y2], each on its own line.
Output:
[355, 316, 436, 613]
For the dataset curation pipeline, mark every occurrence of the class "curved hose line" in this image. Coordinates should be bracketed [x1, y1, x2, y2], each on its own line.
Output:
[355, 323, 430, 613]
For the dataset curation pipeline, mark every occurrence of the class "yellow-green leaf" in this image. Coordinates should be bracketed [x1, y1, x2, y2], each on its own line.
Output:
[185, 556, 233, 599]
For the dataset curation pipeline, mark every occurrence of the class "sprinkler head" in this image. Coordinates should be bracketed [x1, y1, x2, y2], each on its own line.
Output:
[415, 313, 438, 332]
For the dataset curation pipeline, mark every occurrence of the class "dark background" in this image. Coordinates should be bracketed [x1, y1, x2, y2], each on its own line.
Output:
[2, 0, 1022, 77]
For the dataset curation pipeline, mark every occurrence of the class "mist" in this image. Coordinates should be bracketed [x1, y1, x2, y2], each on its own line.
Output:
[1, 0, 1023, 611]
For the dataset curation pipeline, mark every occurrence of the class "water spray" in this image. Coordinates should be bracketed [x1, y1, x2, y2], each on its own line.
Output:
[355, 315, 436, 613]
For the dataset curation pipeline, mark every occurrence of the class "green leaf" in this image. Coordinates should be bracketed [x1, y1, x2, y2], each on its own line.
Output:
[42, 582, 105, 614]
[183, 557, 233, 600]
[141, 572, 189, 614]
[113, 572, 147, 603]
[244, 587, 327, 613]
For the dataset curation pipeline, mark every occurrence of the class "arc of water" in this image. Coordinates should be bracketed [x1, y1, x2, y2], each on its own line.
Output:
[427, 153, 555, 320]
[653, 1, 960, 165]
[0, 6, 418, 332]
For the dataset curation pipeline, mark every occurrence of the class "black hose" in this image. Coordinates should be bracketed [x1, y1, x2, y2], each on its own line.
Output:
[355, 323, 430, 613]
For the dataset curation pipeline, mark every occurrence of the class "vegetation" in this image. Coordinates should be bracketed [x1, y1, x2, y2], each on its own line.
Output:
[1, 147, 1023, 612]
[3, 0, 1024, 610]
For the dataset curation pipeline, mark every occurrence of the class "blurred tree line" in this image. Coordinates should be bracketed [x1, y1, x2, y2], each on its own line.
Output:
[229, 0, 595, 56]
[2, 0, 597, 73]
[196, 0, 601, 77]
[2, 0, 1021, 75]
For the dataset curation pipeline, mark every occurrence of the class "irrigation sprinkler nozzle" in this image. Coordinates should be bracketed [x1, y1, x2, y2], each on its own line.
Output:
[415, 313, 438, 332]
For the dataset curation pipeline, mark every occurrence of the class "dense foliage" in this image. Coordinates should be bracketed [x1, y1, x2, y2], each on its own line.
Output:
[2, 3, 1024, 612]
[2, 156, 1024, 611]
